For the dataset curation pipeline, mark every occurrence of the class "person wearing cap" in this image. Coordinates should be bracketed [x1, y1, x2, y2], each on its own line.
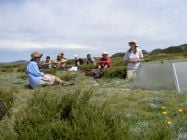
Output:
[86, 54, 96, 66]
[97, 51, 112, 69]
[26, 51, 65, 89]
[74, 54, 84, 69]
[124, 40, 144, 81]
[43, 56, 52, 69]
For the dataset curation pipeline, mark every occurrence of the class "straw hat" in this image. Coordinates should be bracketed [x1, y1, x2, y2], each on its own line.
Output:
[31, 51, 43, 59]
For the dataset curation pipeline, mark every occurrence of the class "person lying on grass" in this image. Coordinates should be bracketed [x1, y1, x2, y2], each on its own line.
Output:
[26, 51, 74, 89]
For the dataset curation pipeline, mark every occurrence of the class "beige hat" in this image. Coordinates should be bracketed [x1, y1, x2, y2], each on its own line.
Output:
[31, 51, 43, 59]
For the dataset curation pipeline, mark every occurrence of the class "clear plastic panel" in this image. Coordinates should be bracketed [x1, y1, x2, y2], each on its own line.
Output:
[173, 62, 187, 93]
[131, 63, 176, 90]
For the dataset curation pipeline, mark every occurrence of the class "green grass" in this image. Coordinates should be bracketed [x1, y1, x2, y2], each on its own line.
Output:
[0, 53, 187, 139]
[0, 88, 14, 111]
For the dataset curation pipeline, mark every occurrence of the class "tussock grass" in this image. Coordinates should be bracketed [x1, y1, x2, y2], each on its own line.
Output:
[0, 88, 14, 124]
[0, 89, 14, 110]
[56, 71, 77, 81]
[80, 64, 96, 71]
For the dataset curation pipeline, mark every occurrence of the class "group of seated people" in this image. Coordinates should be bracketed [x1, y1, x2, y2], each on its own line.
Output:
[42, 52, 67, 70]
[42, 51, 112, 70]
[26, 51, 112, 89]
[26, 40, 144, 89]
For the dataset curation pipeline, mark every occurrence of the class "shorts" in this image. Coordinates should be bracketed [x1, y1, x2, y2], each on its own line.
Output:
[127, 70, 138, 81]
[39, 74, 56, 86]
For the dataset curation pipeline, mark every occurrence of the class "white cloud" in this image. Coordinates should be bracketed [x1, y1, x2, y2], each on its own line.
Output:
[0, 40, 96, 52]
[0, 0, 186, 59]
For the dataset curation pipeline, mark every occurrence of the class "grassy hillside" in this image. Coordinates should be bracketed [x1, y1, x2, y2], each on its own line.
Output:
[0, 53, 187, 139]
[151, 44, 187, 54]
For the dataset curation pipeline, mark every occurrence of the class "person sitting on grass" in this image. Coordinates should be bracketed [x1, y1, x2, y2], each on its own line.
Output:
[124, 40, 144, 81]
[74, 54, 84, 69]
[26, 51, 73, 89]
[97, 51, 112, 69]
[86, 54, 96, 66]
[60, 52, 67, 69]
[43, 56, 52, 69]
[53, 54, 63, 70]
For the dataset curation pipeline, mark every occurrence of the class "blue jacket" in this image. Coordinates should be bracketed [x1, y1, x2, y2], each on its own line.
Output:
[26, 61, 44, 88]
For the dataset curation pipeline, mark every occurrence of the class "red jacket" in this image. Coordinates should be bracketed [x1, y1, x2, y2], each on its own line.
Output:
[98, 56, 112, 67]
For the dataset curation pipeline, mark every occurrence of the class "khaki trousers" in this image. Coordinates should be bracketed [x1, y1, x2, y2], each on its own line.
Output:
[127, 70, 138, 81]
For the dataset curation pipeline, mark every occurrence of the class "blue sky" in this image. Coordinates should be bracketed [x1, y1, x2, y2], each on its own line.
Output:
[0, 0, 186, 62]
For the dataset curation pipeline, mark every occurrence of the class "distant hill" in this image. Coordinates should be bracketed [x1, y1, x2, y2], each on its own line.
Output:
[0, 60, 28, 67]
[151, 44, 187, 54]
[112, 44, 187, 57]
[9, 60, 28, 65]
[111, 52, 125, 58]
[0, 62, 5, 65]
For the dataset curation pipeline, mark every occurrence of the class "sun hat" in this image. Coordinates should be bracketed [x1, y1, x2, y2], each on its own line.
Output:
[31, 51, 43, 59]
[102, 51, 108, 55]
[129, 39, 137, 45]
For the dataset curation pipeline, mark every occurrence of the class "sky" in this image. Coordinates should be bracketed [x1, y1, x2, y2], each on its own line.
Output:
[0, 0, 186, 62]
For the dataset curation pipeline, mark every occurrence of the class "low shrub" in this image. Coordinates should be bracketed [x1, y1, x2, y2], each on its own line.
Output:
[13, 87, 176, 139]
[103, 66, 127, 79]
[14, 87, 129, 139]
[41, 69, 57, 75]
[0, 68, 14, 73]
[17, 65, 27, 72]
[80, 64, 96, 71]
[17, 74, 27, 80]
[57, 72, 76, 81]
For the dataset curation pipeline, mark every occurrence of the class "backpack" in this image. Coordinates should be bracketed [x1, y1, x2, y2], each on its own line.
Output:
[85, 69, 104, 79]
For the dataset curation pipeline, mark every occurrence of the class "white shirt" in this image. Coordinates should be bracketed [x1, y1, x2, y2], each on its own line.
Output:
[124, 48, 143, 70]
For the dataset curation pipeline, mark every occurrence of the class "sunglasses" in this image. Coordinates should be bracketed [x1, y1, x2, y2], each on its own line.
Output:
[129, 42, 136, 45]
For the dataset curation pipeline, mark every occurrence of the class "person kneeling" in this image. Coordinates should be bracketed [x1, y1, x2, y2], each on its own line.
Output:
[26, 51, 73, 89]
